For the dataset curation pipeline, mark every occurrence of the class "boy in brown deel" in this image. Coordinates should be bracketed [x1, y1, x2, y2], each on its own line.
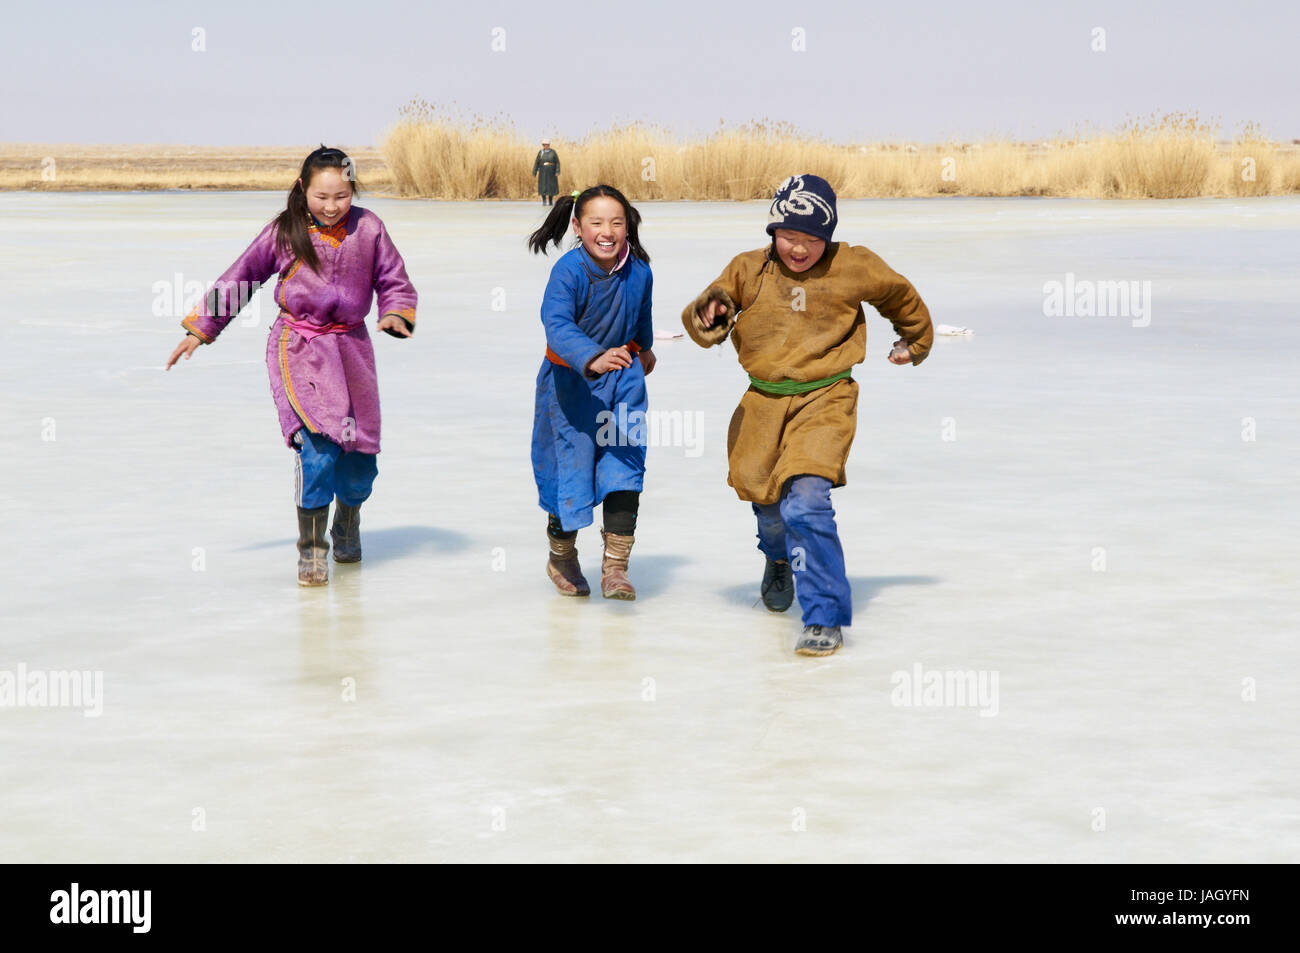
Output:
[681, 174, 933, 656]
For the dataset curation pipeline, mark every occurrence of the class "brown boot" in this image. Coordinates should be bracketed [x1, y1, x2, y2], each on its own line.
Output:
[297, 505, 329, 586]
[331, 500, 362, 563]
[546, 531, 590, 596]
[600, 530, 636, 600]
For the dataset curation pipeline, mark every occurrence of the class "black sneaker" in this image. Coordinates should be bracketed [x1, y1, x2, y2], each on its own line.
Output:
[761, 558, 794, 612]
[796, 625, 843, 656]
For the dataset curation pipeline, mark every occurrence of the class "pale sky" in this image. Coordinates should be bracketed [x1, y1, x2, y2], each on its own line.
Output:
[2, 0, 1295, 145]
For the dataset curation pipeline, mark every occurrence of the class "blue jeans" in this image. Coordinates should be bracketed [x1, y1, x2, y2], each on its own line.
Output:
[293, 430, 377, 509]
[752, 475, 852, 627]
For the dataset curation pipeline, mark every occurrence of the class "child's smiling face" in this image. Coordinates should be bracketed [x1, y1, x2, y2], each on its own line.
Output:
[572, 196, 627, 269]
[773, 228, 826, 273]
[301, 167, 353, 226]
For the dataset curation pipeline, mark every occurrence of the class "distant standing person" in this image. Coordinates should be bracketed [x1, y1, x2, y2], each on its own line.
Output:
[533, 139, 561, 205]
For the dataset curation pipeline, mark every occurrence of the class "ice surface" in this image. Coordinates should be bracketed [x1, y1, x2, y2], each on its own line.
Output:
[0, 192, 1297, 862]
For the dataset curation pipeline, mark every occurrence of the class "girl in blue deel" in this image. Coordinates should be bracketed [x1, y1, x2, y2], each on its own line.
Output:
[527, 185, 656, 600]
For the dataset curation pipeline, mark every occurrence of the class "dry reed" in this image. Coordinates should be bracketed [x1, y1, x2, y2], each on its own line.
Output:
[0, 144, 392, 192]
[380, 102, 1300, 200]
[3, 111, 1295, 198]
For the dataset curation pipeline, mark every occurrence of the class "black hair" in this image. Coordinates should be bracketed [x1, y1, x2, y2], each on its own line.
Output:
[274, 145, 359, 274]
[527, 184, 650, 263]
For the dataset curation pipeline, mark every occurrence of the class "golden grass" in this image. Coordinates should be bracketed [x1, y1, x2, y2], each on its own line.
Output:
[380, 103, 1300, 200]
[0, 144, 393, 192]
[3, 112, 1297, 198]
[1220, 122, 1280, 197]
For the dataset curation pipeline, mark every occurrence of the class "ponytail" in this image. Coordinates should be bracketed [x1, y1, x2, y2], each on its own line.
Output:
[526, 184, 651, 264]
[527, 193, 579, 255]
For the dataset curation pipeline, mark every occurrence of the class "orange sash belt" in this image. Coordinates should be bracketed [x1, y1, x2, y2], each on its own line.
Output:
[545, 340, 641, 369]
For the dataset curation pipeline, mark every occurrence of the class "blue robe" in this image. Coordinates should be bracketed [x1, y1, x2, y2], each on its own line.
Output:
[532, 244, 654, 531]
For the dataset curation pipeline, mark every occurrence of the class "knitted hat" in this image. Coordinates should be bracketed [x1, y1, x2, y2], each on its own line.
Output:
[765, 174, 837, 244]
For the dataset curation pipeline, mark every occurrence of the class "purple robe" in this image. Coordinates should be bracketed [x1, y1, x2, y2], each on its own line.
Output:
[182, 206, 417, 454]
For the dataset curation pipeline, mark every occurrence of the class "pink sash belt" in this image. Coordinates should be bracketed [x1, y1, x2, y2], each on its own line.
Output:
[283, 317, 356, 342]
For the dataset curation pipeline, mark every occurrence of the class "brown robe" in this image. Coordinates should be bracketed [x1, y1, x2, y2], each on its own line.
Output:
[681, 242, 933, 504]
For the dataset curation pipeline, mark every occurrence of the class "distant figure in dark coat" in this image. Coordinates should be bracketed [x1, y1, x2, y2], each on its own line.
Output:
[533, 139, 561, 205]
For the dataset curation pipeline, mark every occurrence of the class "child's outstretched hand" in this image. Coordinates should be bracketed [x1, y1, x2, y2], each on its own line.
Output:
[888, 340, 912, 365]
[587, 346, 633, 376]
[699, 296, 731, 328]
[378, 314, 412, 338]
[166, 334, 201, 371]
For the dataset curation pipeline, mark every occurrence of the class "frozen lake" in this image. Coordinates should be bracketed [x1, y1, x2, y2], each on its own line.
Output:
[1, 191, 1296, 862]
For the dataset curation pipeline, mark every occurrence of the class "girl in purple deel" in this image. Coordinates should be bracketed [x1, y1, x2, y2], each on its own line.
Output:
[165, 146, 418, 587]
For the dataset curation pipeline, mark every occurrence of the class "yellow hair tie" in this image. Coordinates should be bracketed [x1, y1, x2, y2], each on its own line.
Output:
[571, 190, 581, 200]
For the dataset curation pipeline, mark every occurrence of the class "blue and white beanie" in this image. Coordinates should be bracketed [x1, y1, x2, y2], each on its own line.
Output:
[765, 174, 837, 244]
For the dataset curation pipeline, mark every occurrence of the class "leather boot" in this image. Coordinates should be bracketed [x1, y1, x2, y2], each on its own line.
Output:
[331, 501, 362, 563]
[796, 625, 843, 657]
[600, 530, 636, 600]
[546, 531, 590, 597]
[297, 505, 329, 586]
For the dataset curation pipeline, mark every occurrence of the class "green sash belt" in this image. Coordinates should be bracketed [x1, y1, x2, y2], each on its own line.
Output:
[747, 368, 852, 396]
